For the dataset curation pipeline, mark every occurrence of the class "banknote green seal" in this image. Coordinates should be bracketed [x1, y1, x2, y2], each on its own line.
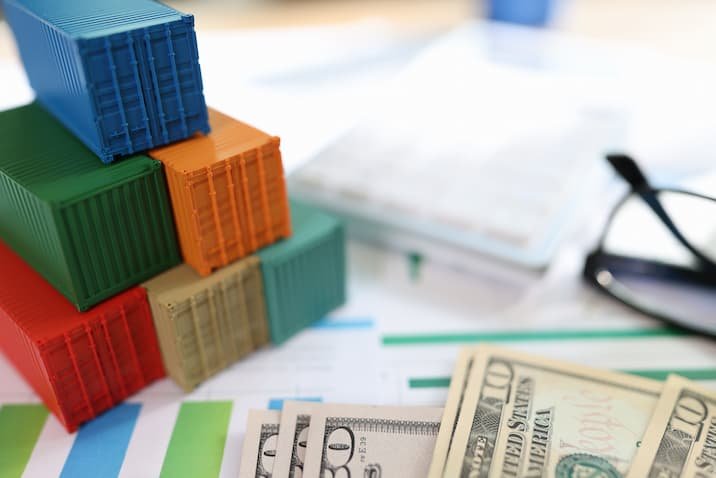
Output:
[556, 453, 621, 478]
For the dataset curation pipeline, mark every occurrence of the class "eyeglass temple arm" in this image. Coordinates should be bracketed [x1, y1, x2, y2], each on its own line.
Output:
[606, 153, 649, 190]
[606, 153, 713, 267]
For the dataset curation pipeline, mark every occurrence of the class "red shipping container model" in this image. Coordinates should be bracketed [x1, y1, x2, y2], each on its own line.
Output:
[0, 241, 165, 432]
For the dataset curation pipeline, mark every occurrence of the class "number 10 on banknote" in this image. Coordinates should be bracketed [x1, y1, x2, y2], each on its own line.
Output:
[628, 375, 716, 478]
[438, 345, 663, 478]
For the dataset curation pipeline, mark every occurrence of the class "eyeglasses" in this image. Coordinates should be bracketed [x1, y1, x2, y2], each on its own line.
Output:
[583, 154, 716, 335]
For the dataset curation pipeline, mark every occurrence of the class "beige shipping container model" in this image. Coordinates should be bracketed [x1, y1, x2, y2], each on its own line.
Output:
[143, 256, 270, 391]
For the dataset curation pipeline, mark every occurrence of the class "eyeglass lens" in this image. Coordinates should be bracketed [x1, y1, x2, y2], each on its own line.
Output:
[597, 190, 716, 333]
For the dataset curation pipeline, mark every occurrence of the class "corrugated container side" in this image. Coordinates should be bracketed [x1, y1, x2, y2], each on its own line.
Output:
[40, 328, 115, 427]
[163, 137, 290, 276]
[0, 308, 63, 425]
[259, 205, 346, 344]
[130, 16, 209, 147]
[230, 139, 291, 248]
[55, 166, 181, 310]
[0, 241, 165, 432]
[80, 16, 209, 161]
[146, 296, 185, 388]
[4, 1, 101, 154]
[151, 109, 290, 276]
[171, 292, 228, 385]
[79, 32, 153, 158]
[144, 258, 267, 391]
[4, 0, 209, 162]
[164, 168, 205, 273]
[160, 271, 262, 391]
[0, 173, 74, 300]
[0, 103, 181, 311]
[240, 261, 271, 347]
[34, 291, 165, 431]
[97, 289, 166, 395]
[214, 275, 254, 356]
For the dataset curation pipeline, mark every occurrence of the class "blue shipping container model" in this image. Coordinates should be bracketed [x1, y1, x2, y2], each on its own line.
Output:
[4, 0, 210, 163]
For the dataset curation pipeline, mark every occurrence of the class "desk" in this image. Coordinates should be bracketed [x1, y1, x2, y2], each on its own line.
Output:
[1, 3, 716, 477]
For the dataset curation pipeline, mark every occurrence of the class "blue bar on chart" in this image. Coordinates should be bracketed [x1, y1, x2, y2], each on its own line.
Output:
[267, 397, 322, 411]
[60, 403, 141, 478]
[311, 317, 374, 331]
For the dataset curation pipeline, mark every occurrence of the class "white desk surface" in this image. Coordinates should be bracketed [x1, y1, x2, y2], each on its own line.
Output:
[0, 12, 715, 477]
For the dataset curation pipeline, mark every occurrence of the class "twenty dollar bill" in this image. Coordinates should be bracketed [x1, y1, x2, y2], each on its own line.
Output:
[444, 345, 662, 478]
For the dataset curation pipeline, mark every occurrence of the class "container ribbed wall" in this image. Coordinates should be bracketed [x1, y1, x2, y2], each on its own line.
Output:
[143, 257, 269, 391]
[4, 0, 209, 163]
[0, 103, 181, 311]
[150, 108, 291, 276]
[0, 241, 165, 432]
[258, 201, 346, 344]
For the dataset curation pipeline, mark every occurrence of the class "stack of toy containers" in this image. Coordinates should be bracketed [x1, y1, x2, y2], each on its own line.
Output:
[0, 0, 210, 431]
[142, 198, 348, 392]
[143, 107, 291, 391]
[3, 0, 349, 416]
[144, 109, 348, 391]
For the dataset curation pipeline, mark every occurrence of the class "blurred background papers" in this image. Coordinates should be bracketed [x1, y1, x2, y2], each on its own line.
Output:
[206, 19, 716, 177]
[2, 15, 716, 174]
[1, 4, 715, 304]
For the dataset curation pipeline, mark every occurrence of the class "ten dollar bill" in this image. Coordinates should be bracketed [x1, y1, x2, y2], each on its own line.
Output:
[239, 409, 281, 478]
[444, 345, 662, 478]
[429, 348, 477, 478]
[628, 375, 716, 478]
[302, 403, 443, 477]
[274, 401, 323, 478]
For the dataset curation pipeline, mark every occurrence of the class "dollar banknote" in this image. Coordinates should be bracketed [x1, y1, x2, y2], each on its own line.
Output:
[443, 345, 662, 478]
[302, 403, 444, 477]
[628, 375, 716, 477]
[239, 409, 281, 478]
[429, 348, 476, 478]
[273, 401, 324, 478]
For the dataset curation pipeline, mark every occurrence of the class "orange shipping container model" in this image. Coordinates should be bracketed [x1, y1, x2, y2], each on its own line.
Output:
[150, 108, 292, 276]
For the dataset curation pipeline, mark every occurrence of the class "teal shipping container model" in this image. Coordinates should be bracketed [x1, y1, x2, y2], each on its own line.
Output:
[258, 201, 347, 344]
[0, 103, 181, 311]
[3, 0, 209, 163]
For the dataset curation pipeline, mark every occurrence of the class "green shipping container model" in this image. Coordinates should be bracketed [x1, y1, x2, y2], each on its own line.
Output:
[258, 200, 346, 344]
[0, 103, 180, 311]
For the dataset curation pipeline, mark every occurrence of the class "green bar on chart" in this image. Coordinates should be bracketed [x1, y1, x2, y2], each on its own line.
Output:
[0, 404, 49, 478]
[382, 326, 689, 346]
[160, 401, 233, 478]
[409, 377, 452, 389]
[408, 368, 716, 389]
[625, 368, 716, 381]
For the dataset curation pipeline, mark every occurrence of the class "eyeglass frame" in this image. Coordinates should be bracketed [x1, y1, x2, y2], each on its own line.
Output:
[583, 154, 716, 334]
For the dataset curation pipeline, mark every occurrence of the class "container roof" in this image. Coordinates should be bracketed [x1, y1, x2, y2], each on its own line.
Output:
[0, 103, 161, 204]
[5, 0, 185, 38]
